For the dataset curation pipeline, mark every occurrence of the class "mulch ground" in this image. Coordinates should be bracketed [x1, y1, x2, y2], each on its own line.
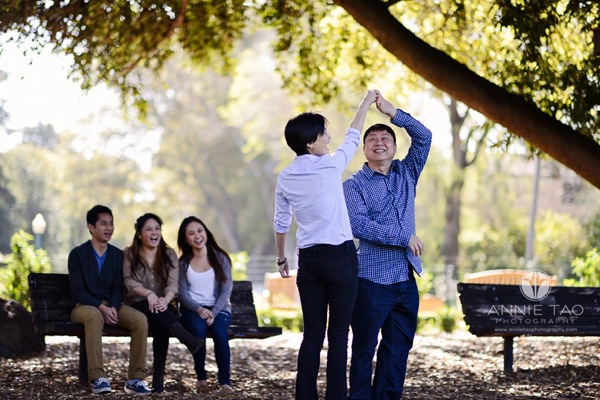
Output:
[1, 330, 599, 399]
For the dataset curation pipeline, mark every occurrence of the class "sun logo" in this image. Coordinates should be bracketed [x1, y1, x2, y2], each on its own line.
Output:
[520, 270, 553, 301]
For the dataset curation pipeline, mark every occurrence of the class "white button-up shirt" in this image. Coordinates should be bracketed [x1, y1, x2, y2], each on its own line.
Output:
[274, 128, 360, 249]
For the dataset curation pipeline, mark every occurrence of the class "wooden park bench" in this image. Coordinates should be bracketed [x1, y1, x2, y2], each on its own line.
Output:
[28, 273, 282, 382]
[458, 270, 600, 373]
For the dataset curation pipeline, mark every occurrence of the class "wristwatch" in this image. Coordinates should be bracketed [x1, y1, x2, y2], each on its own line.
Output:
[276, 257, 287, 266]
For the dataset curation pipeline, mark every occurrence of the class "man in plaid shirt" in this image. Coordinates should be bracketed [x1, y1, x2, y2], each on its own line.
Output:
[344, 91, 432, 400]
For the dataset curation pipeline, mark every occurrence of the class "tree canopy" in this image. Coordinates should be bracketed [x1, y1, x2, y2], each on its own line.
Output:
[327, 0, 600, 188]
[1, 0, 599, 187]
[0, 36, 597, 282]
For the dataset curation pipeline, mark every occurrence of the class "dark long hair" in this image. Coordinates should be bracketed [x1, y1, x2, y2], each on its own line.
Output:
[177, 216, 231, 284]
[128, 213, 175, 290]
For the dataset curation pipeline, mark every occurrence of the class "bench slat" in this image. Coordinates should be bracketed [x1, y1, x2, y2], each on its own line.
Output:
[31, 301, 264, 327]
[33, 321, 285, 339]
[463, 269, 559, 286]
[458, 283, 600, 298]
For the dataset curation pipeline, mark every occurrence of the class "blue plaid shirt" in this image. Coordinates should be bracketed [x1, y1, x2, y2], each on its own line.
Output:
[343, 109, 432, 284]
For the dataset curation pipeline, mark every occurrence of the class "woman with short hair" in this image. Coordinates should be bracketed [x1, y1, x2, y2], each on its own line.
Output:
[273, 90, 377, 400]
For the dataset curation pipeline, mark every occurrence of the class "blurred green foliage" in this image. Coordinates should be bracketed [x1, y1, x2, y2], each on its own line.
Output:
[418, 270, 434, 297]
[0, 230, 51, 310]
[230, 251, 249, 281]
[535, 211, 589, 276]
[563, 248, 600, 287]
[258, 307, 303, 333]
[417, 305, 461, 334]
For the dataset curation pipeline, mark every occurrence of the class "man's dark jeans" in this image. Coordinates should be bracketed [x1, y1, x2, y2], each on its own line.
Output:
[349, 275, 419, 400]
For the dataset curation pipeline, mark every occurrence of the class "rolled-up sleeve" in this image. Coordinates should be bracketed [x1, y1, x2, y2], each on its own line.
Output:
[164, 248, 179, 295]
[273, 177, 293, 234]
[123, 248, 144, 294]
[178, 261, 200, 311]
[212, 254, 233, 317]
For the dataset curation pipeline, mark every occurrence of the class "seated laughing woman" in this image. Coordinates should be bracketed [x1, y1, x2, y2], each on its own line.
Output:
[123, 212, 205, 393]
[177, 216, 234, 394]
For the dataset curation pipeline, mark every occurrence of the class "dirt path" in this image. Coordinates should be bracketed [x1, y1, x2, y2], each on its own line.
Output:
[1, 331, 598, 399]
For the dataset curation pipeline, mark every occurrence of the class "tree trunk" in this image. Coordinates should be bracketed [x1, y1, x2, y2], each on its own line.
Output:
[442, 179, 463, 268]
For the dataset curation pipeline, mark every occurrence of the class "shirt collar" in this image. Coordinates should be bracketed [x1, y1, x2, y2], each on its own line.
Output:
[361, 159, 399, 177]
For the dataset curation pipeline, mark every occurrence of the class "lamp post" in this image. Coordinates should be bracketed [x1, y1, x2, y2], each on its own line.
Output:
[31, 213, 47, 250]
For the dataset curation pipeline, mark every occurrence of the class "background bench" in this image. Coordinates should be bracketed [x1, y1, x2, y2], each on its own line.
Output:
[28, 273, 282, 382]
[264, 271, 300, 310]
[463, 268, 558, 286]
[458, 282, 600, 373]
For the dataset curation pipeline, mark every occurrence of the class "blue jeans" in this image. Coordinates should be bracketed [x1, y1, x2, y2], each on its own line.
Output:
[180, 307, 231, 385]
[348, 275, 419, 400]
[296, 240, 358, 400]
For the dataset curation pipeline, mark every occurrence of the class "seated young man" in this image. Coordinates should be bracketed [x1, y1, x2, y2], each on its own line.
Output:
[68, 204, 151, 395]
